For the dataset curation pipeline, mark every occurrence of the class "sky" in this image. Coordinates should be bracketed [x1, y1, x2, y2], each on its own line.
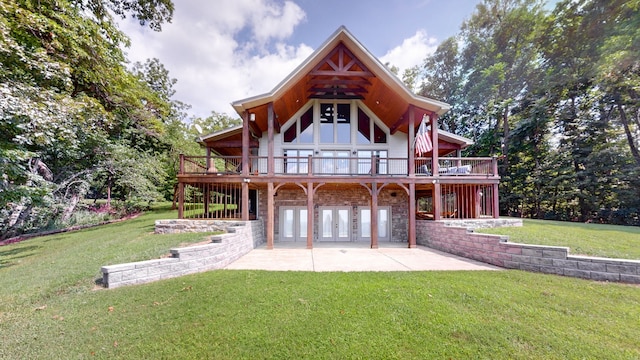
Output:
[117, 0, 482, 120]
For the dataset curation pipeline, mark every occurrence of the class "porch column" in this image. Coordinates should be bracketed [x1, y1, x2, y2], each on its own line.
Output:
[241, 112, 250, 221]
[431, 114, 441, 220]
[306, 182, 314, 249]
[433, 182, 441, 221]
[242, 111, 250, 175]
[431, 114, 439, 176]
[178, 182, 184, 219]
[267, 102, 275, 176]
[267, 182, 275, 249]
[408, 105, 415, 176]
[241, 182, 249, 221]
[408, 182, 416, 248]
[371, 182, 378, 249]
[206, 147, 213, 172]
[493, 183, 500, 219]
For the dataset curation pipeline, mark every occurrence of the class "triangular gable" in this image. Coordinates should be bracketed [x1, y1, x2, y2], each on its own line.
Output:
[231, 26, 450, 134]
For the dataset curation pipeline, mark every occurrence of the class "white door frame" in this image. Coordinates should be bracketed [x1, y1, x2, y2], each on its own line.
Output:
[318, 206, 351, 242]
[278, 206, 308, 242]
[357, 206, 391, 242]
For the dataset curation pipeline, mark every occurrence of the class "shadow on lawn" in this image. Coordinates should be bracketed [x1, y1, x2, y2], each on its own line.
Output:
[0, 245, 41, 268]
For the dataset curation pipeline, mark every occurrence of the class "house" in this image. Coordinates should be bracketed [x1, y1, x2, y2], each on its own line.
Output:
[176, 26, 500, 249]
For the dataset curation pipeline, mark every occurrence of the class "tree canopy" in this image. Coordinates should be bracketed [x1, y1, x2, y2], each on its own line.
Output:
[0, 0, 238, 238]
[420, 0, 640, 224]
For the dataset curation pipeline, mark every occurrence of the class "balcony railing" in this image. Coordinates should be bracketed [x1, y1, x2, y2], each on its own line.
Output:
[180, 155, 498, 177]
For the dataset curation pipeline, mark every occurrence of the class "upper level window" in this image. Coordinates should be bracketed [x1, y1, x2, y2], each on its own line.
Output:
[284, 101, 387, 145]
[357, 108, 386, 144]
[320, 103, 350, 144]
[284, 107, 313, 143]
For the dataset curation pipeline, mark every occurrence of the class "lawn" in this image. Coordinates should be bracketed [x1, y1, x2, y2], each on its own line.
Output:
[478, 219, 640, 259]
[0, 209, 639, 359]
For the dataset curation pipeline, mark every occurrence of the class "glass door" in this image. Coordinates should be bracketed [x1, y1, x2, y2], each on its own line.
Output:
[321, 151, 351, 174]
[279, 207, 308, 242]
[358, 206, 391, 241]
[319, 206, 351, 241]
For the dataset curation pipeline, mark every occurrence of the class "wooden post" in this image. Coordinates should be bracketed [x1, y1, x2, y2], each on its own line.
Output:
[493, 183, 500, 218]
[204, 185, 209, 218]
[268, 102, 275, 176]
[241, 182, 249, 221]
[408, 182, 416, 248]
[433, 182, 441, 221]
[307, 182, 313, 249]
[267, 182, 274, 249]
[371, 182, 378, 249]
[371, 155, 377, 175]
[206, 148, 213, 173]
[431, 114, 439, 176]
[178, 182, 184, 219]
[242, 112, 249, 176]
[408, 105, 415, 176]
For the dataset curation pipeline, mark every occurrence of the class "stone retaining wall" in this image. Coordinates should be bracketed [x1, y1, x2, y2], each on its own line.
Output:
[155, 219, 239, 235]
[416, 220, 640, 284]
[101, 220, 264, 288]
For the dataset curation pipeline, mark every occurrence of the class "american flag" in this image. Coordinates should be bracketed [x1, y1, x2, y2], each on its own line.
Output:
[414, 115, 433, 156]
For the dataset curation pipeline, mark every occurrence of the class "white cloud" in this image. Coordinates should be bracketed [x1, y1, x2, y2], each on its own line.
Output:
[118, 0, 310, 119]
[250, 1, 306, 44]
[379, 29, 438, 75]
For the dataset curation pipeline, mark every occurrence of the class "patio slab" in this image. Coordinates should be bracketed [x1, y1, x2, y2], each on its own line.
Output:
[225, 242, 501, 272]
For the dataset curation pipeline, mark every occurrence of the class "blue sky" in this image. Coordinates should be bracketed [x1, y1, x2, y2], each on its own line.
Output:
[119, 0, 481, 119]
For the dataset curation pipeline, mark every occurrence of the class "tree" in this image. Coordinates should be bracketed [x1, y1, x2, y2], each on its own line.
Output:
[0, 0, 175, 237]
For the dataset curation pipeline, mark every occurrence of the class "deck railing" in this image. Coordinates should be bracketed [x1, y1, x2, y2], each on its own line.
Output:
[180, 155, 498, 177]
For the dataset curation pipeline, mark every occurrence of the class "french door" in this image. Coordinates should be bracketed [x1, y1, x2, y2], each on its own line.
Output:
[319, 206, 351, 242]
[279, 206, 308, 242]
[358, 207, 391, 241]
[320, 150, 350, 174]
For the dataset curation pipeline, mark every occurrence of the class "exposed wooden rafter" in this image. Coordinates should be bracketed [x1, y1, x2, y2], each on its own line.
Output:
[248, 121, 262, 138]
[306, 42, 374, 100]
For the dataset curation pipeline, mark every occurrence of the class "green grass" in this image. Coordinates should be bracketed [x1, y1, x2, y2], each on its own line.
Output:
[1, 209, 639, 359]
[479, 219, 640, 259]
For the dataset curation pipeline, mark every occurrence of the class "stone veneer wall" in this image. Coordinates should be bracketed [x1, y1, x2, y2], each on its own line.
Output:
[416, 220, 640, 284]
[101, 220, 264, 288]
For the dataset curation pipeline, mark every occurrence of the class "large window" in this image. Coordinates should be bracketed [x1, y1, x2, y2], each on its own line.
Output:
[320, 103, 351, 144]
[283, 101, 387, 147]
[284, 107, 314, 143]
[357, 108, 386, 144]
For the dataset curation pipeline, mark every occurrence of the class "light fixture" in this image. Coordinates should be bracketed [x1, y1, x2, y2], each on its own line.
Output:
[249, 113, 256, 121]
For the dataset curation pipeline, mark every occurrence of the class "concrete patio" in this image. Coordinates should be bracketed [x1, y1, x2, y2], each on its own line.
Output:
[225, 242, 502, 272]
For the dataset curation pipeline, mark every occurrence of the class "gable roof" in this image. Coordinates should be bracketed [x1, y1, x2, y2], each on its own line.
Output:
[231, 26, 450, 135]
